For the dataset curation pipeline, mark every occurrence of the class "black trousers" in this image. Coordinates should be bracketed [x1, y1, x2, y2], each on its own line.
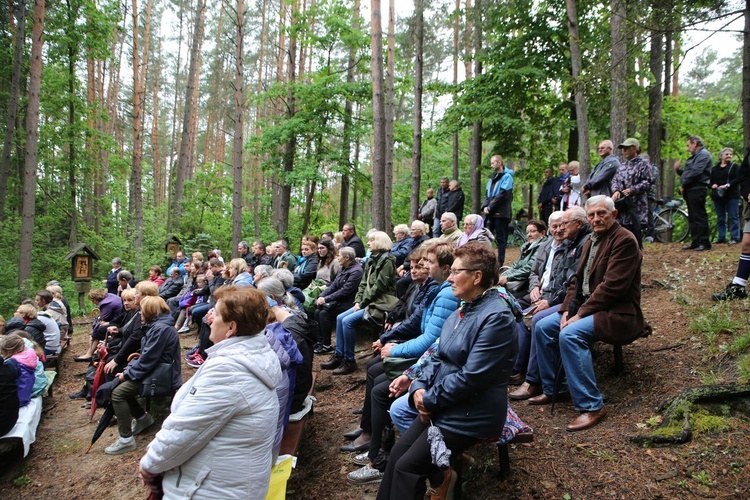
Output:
[314, 301, 352, 346]
[368, 373, 397, 462]
[684, 187, 710, 247]
[486, 216, 510, 266]
[376, 418, 477, 500]
[360, 355, 384, 434]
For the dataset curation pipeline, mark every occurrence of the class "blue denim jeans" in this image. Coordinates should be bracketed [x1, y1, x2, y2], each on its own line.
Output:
[335, 306, 364, 361]
[713, 197, 741, 242]
[514, 303, 561, 383]
[389, 393, 418, 435]
[535, 312, 603, 412]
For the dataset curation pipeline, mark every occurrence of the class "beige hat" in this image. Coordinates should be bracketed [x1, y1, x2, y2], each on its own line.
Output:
[618, 138, 640, 149]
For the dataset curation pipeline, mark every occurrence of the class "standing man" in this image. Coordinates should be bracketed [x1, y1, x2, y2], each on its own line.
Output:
[340, 223, 366, 258]
[166, 251, 187, 278]
[237, 241, 253, 267]
[433, 177, 451, 237]
[537, 168, 558, 223]
[482, 154, 514, 266]
[674, 135, 712, 251]
[103, 257, 123, 295]
[443, 180, 465, 221]
[583, 140, 619, 197]
[532, 196, 645, 431]
[417, 188, 437, 238]
[611, 138, 653, 246]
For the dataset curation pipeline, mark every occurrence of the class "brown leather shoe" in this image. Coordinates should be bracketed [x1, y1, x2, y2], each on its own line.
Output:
[320, 354, 343, 370]
[332, 359, 357, 375]
[527, 391, 571, 405]
[508, 382, 542, 400]
[508, 373, 525, 385]
[426, 469, 457, 500]
[566, 407, 607, 432]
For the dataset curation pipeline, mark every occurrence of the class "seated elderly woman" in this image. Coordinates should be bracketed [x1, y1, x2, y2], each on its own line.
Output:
[498, 219, 548, 302]
[321, 231, 397, 375]
[375, 243, 517, 500]
[313, 246, 364, 354]
[456, 214, 495, 247]
[253, 264, 274, 285]
[138, 287, 282, 499]
[391, 224, 414, 267]
[106, 296, 182, 455]
[74, 289, 123, 362]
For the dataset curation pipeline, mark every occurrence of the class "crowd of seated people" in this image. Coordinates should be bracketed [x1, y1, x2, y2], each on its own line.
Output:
[0, 197, 647, 498]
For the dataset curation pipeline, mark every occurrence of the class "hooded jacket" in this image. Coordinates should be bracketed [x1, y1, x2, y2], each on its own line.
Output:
[123, 313, 182, 391]
[5, 317, 47, 350]
[140, 334, 283, 499]
[5, 348, 38, 407]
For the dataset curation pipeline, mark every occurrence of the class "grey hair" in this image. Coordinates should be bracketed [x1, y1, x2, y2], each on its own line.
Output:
[272, 268, 294, 289]
[275, 240, 289, 250]
[117, 270, 133, 281]
[465, 213, 481, 225]
[548, 210, 565, 225]
[112, 257, 122, 265]
[256, 277, 295, 308]
[585, 195, 615, 212]
[254, 265, 274, 279]
[238, 241, 249, 250]
[441, 212, 457, 224]
[688, 135, 704, 147]
[566, 205, 589, 223]
[393, 223, 409, 235]
[338, 247, 356, 260]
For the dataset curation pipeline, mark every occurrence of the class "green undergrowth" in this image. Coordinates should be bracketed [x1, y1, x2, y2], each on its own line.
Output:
[652, 403, 735, 439]
[688, 301, 750, 382]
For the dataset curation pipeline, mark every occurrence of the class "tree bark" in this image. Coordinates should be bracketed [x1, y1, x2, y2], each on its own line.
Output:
[610, 0, 627, 151]
[469, 0, 482, 213]
[370, 0, 386, 230]
[384, 0, 395, 232]
[232, 0, 246, 255]
[647, 3, 664, 198]
[170, 0, 206, 232]
[278, 0, 299, 237]
[744, 0, 750, 152]
[252, 0, 268, 236]
[410, 0, 423, 223]
[67, 0, 79, 247]
[565, 0, 591, 179]
[339, 0, 360, 229]
[0, 0, 26, 221]
[19, 0, 45, 291]
[451, 0, 459, 181]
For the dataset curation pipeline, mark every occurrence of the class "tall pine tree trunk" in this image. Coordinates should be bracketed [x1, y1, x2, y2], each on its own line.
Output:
[744, 0, 750, 152]
[451, 0, 459, 180]
[565, 0, 591, 179]
[370, 0, 386, 230]
[383, 0, 395, 233]
[410, 0, 423, 223]
[339, 0, 360, 228]
[0, 0, 26, 221]
[19, 0, 45, 291]
[232, 0, 245, 254]
[469, 0, 482, 213]
[610, 0, 627, 150]
[647, 3, 664, 197]
[278, 0, 299, 237]
[170, 0, 205, 232]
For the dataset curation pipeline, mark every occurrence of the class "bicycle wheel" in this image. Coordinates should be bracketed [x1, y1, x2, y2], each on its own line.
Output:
[506, 226, 527, 247]
[654, 208, 689, 243]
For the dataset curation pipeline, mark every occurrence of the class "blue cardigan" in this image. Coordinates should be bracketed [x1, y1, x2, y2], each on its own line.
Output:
[390, 281, 459, 358]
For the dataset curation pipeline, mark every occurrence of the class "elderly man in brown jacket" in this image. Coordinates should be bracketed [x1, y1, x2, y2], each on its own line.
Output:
[529, 195, 645, 431]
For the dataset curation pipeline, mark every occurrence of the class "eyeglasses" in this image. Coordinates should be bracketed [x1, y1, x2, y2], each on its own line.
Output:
[449, 268, 479, 276]
[560, 220, 579, 226]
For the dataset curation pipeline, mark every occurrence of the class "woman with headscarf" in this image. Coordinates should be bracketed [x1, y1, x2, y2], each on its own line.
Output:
[456, 214, 495, 248]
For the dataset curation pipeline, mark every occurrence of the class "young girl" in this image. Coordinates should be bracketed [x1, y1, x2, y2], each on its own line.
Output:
[0, 333, 38, 408]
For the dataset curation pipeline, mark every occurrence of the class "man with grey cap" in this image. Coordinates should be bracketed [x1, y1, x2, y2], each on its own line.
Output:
[610, 138, 653, 246]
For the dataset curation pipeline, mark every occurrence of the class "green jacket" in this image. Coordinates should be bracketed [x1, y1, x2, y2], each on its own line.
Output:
[502, 236, 548, 284]
[355, 251, 397, 308]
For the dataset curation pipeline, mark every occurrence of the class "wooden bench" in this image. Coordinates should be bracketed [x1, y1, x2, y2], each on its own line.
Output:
[279, 372, 316, 457]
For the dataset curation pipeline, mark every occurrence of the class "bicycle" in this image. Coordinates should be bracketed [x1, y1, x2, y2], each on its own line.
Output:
[652, 197, 689, 243]
[506, 220, 528, 247]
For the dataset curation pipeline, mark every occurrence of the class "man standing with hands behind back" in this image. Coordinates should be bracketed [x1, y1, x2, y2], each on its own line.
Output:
[482, 155, 514, 266]
[675, 135, 712, 251]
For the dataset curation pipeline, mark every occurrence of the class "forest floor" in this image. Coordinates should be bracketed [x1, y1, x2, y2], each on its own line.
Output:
[1, 242, 749, 499]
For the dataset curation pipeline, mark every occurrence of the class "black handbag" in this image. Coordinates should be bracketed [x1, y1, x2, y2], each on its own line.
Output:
[140, 362, 175, 398]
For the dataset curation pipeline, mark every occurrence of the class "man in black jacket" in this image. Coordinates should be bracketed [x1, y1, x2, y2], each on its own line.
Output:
[341, 223, 366, 258]
[537, 167, 559, 223]
[433, 177, 451, 237]
[675, 135, 712, 251]
[158, 268, 184, 300]
[443, 180, 465, 221]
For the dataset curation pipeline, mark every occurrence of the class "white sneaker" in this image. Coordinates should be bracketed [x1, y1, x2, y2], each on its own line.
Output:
[353, 452, 370, 466]
[131, 413, 155, 435]
[178, 324, 191, 333]
[347, 464, 383, 484]
[104, 437, 136, 455]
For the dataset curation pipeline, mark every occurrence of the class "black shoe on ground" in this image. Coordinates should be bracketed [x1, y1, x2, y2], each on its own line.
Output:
[69, 388, 87, 400]
[693, 244, 711, 251]
[352, 408, 363, 415]
[712, 283, 748, 301]
[681, 244, 698, 251]
[320, 354, 343, 370]
[344, 427, 363, 440]
[314, 344, 334, 355]
[715, 239, 727, 244]
[332, 360, 357, 375]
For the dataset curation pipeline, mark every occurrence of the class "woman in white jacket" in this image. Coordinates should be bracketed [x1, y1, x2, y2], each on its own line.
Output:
[138, 286, 283, 499]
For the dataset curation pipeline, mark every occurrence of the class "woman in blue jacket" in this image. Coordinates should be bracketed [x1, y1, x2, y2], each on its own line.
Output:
[376, 243, 517, 500]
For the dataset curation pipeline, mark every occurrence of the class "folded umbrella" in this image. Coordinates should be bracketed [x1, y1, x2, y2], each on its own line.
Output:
[427, 419, 451, 470]
[89, 344, 110, 421]
[86, 377, 121, 453]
